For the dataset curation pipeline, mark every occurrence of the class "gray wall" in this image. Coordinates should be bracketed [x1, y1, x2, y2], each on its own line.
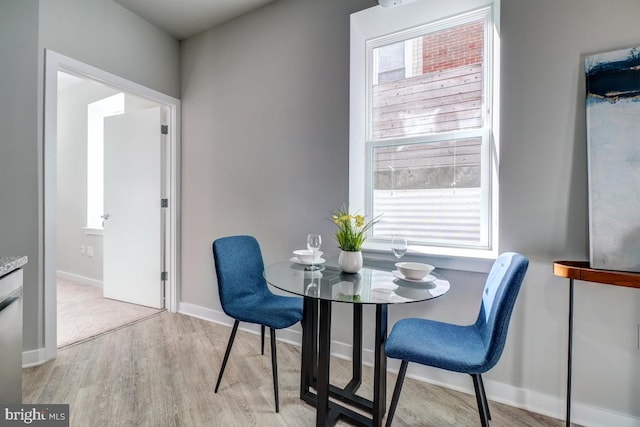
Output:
[1, 0, 638, 422]
[500, 0, 640, 418]
[0, 0, 44, 356]
[180, 0, 377, 306]
[0, 0, 180, 351]
[180, 0, 640, 422]
[38, 0, 180, 99]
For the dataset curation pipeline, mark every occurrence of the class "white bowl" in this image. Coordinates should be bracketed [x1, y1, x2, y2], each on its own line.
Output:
[293, 249, 324, 264]
[395, 262, 434, 280]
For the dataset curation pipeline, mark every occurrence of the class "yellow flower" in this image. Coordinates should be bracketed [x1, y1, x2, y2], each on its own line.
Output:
[330, 206, 382, 252]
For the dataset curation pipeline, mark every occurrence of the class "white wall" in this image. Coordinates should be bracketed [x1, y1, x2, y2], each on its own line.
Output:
[180, 0, 639, 425]
[57, 80, 118, 283]
[56, 80, 163, 284]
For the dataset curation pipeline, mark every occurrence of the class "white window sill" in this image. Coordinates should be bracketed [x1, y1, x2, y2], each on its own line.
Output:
[361, 241, 496, 273]
[82, 227, 103, 236]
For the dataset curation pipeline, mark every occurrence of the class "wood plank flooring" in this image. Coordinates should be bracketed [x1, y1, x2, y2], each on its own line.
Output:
[23, 312, 568, 426]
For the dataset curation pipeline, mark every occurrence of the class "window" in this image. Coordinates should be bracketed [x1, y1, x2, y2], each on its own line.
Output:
[374, 41, 407, 84]
[350, 1, 499, 258]
[86, 93, 125, 231]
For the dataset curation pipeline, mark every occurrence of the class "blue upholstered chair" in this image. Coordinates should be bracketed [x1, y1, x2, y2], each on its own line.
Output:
[212, 235, 303, 413]
[384, 252, 529, 427]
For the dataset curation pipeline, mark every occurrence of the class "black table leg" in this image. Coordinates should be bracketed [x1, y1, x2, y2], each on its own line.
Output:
[301, 296, 318, 400]
[317, 299, 332, 427]
[566, 278, 574, 427]
[373, 304, 388, 426]
[300, 299, 387, 427]
[346, 304, 363, 392]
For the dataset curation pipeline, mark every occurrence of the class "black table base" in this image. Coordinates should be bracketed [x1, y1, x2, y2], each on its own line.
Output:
[301, 297, 388, 427]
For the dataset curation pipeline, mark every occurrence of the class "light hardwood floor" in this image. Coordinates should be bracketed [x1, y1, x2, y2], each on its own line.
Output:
[23, 312, 568, 426]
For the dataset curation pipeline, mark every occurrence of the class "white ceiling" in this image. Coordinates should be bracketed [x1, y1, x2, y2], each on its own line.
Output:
[114, 0, 277, 40]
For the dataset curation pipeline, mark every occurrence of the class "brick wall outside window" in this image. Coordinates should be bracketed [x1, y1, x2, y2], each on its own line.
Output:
[422, 21, 483, 74]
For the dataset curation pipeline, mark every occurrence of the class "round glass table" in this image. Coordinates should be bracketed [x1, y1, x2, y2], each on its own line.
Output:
[264, 258, 449, 427]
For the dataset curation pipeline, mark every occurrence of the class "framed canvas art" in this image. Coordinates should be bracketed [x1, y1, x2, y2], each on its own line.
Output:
[585, 47, 640, 271]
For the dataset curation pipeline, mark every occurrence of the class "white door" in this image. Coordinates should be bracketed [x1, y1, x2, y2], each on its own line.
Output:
[103, 107, 164, 309]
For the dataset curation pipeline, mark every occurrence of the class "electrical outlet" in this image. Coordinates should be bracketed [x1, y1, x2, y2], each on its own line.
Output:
[80, 244, 85, 254]
[87, 246, 94, 257]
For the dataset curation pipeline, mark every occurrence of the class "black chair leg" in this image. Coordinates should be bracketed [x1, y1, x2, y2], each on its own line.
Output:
[478, 374, 491, 420]
[270, 328, 280, 413]
[261, 325, 265, 355]
[215, 320, 239, 393]
[471, 374, 490, 427]
[385, 360, 408, 427]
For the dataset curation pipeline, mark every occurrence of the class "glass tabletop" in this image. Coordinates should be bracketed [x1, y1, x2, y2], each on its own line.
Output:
[264, 257, 449, 305]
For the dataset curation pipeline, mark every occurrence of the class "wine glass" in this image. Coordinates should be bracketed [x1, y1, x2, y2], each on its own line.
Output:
[391, 237, 408, 261]
[305, 270, 321, 296]
[306, 233, 322, 271]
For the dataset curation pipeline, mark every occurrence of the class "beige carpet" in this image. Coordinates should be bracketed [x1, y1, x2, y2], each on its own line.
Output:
[57, 278, 163, 348]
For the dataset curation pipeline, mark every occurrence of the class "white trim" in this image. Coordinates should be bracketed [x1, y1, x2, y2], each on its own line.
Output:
[176, 304, 638, 427]
[397, 364, 640, 427]
[363, 245, 495, 273]
[22, 296, 640, 427]
[82, 227, 103, 236]
[350, 0, 500, 271]
[178, 303, 302, 347]
[56, 270, 103, 288]
[22, 348, 47, 368]
[43, 49, 181, 363]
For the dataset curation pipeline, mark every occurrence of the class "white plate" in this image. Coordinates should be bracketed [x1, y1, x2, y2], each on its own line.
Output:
[289, 257, 326, 266]
[392, 270, 436, 283]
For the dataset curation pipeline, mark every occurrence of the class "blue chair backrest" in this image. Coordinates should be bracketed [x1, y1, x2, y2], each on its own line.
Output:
[212, 235, 268, 316]
[473, 252, 529, 370]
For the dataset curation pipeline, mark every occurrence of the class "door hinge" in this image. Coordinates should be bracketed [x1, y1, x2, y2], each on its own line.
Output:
[161, 124, 169, 135]
[161, 271, 168, 281]
[161, 198, 168, 208]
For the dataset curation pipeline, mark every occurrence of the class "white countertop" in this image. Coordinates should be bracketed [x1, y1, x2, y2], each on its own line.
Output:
[0, 256, 28, 277]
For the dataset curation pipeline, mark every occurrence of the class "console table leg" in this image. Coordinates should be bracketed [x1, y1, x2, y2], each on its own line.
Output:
[566, 278, 574, 427]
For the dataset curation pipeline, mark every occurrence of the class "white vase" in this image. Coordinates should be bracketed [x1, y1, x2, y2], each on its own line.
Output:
[339, 275, 362, 295]
[338, 250, 363, 274]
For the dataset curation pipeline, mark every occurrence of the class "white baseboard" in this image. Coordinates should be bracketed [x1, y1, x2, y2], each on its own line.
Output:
[22, 348, 46, 368]
[178, 302, 640, 427]
[403, 369, 639, 427]
[178, 302, 302, 346]
[57, 270, 103, 288]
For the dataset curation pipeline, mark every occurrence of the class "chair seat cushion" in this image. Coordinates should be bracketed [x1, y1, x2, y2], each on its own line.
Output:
[226, 291, 303, 330]
[385, 318, 489, 374]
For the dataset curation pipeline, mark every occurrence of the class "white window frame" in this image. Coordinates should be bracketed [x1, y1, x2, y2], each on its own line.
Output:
[350, 0, 500, 269]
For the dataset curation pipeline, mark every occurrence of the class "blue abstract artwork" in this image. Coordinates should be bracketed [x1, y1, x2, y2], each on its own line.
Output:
[586, 47, 640, 271]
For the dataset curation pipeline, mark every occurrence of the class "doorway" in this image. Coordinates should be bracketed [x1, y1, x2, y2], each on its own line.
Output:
[44, 50, 180, 361]
[55, 72, 165, 347]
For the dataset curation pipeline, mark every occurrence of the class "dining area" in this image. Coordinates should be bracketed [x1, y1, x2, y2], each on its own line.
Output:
[210, 222, 528, 427]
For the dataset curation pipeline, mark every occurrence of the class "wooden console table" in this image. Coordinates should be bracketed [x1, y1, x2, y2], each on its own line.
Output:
[553, 261, 640, 427]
